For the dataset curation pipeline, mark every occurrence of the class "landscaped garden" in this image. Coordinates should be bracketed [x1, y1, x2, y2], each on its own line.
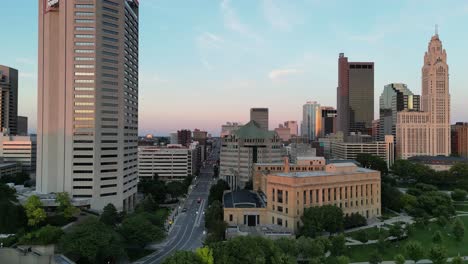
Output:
[347, 215, 468, 262]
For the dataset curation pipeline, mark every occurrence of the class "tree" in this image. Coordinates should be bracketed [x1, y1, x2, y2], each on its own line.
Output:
[136, 194, 159, 212]
[56, 192, 79, 218]
[330, 234, 346, 256]
[404, 241, 424, 263]
[300, 205, 343, 237]
[119, 214, 165, 247]
[432, 230, 443, 244]
[166, 181, 186, 198]
[0, 200, 27, 233]
[452, 256, 464, 264]
[322, 206, 344, 234]
[274, 238, 299, 258]
[162, 251, 204, 264]
[100, 203, 119, 226]
[451, 189, 467, 201]
[452, 217, 465, 242]
[381, 183, 403, 212]
[336, 256, 350, 264]
[138, 176, 167, 204]
[428, 245, 447, 264]
[355, 230, 369, 243]
[24, 195, 46, 226]
[207, 179, 229, 205]
[0, 183, 17, 202]
[356, 153, 389, 175]
[196, 247, 214, 264]
[344, 213, 367, 229]
[394, 254, 405, 264]
[376, 237, 388, 254]
[59, 218, 125, 263]
[369, 250, 383, 264]
[19, 225, 64, 245]
[389, 223, 404, 240]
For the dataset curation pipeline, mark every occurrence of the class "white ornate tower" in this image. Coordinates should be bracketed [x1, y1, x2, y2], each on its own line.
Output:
[421, 27, 451, 156]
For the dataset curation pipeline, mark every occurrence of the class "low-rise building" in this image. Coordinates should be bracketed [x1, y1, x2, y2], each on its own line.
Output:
[224, 157, 381, 234]
[0, 162, 19, 178]
[0, 134, 36, 174]
[408, 156, 468, 171]
[138, 144, 196, 181]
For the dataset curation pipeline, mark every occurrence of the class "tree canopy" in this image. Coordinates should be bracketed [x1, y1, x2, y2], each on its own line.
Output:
[300, 205, 344, 237]
[24, 195, 46, 227]
[100, 203, 119, 226]
[119, 214, 165, 247]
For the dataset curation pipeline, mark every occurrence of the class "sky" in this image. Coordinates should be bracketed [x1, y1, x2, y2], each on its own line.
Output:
[1, 0, 468, 136]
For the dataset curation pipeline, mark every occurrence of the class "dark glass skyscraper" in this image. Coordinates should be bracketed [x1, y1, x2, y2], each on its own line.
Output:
[337, 53, 374, 140]
[379, 83, 420, 141]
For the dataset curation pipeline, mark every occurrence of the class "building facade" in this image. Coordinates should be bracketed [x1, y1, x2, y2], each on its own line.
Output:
[379, 83, 420, 141]
[138, 144, 195, 181]
[284, 121, 298, 137]
[321, 107, 337, 137]
[0, 134, 37, 174]
[396, 32, 451, 159]
[37, 0, 139, 211]
[0, 65, 18, 135]
[302, 101, 321, 141]
[275, 124, 291, 142]
[250, 108, 269, 131]
[220, 121, 282, 189]
[337, 53, 374, 138]
[177, 129, 192, 147]
[451, 123, 468, 158]
[17, 116, 28, 136]
[331, 136, 394, 168]
[221, 122, 243, 137]
[224, 158, 381, 234]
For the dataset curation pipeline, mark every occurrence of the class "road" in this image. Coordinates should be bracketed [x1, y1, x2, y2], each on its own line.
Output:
[135, 139, 221, 264]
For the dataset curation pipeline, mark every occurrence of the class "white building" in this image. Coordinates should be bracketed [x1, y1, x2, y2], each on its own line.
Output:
[220, 121, 283, 189]
[221, 122, 243, 137]
[0, 134, 36, 174]
[138, 144, 196, 181]
[37, 0, 140, 211]
[302, 101, 321, 141]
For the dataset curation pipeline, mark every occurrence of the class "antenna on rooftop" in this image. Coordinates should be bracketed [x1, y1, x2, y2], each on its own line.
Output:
[435, 24, 438, 36]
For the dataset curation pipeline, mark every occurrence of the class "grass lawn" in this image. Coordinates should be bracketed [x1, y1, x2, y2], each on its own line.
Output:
[347, 215, 468, 262]
[454, 203, 468, 212]
[347, 227, 388, 242]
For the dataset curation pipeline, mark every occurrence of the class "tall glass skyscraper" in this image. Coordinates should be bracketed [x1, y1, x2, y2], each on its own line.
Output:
[37, 0, 139, 211]
[302, 101, 321, 141]
[379, 83, 420, 141]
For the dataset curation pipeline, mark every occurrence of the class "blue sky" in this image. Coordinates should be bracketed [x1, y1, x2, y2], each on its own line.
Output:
[1, 0, 468, 136]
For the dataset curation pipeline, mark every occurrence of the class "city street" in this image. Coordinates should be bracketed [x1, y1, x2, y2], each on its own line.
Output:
[135, 140, 220, 264]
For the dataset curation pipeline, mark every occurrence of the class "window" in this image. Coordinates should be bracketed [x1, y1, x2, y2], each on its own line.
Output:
[229, 215, 233, 221]
[75, 64, 95, 69]
[75, 4, 94, 8]
[75, 12, 94, 16]
[277, 206, 283, 213]
[277, 218, 283, 226]
[75, 49, 94, 54]
[75, 72, 94, 76]
[76, 27, 95, 31]
[75, 42, 95, 46]
[75, 80, 94, 84]
[75, 19, 94, 23]
[75, 34, 95, 38]
[75, 57, 95, 61]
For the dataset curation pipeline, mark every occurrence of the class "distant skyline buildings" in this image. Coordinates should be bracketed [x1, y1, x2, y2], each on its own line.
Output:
[0, 65, 18, 135]
[337, 53, 375, 139]
[250, 108, 269, 131]
[302, 101, 321, 141]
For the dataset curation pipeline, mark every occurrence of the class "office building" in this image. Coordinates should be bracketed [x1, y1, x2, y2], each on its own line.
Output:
[0, 65, 18, 135]
[224, 158, 381, 234]
[220, 121, 282, 189]
[396, 31, 451, 159]
[250, 108, 269, 130]
[177, 129, 192, 147]
[337, 53, 374, 138]
[138, 144, 196, 181]
[379, 83, 420, 141]
[17, 116, 28, 136]
[221, 122, 243, 137]
[0, 134, 37, 174]
[37, 0, 140, 211]
[193, 129, 208, 160]
[284, 121, 298, 136]
[321, 107, 337, 137]
[0, 163, 20, 178]
[452, 123, 468, 158]
[275, 124, 291, 142]
[288, 143, 316, 163]
[318, 132, 344, 158]
[331, 136, 394, 168]
[170, 132, 178, 144]
[302, 101, 321, 141]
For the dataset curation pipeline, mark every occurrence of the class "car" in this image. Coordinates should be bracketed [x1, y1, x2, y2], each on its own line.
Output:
[182, 208, 187, 213]
[197, 197, 201, 203]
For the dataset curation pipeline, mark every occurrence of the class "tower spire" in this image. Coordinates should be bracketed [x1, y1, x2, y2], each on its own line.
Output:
[435, 24, 438, 36]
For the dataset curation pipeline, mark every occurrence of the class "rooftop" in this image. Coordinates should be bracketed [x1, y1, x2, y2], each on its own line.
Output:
[273, 166, 376, 178]
[232, 121, 276, 139]
[408, 156, 468, 164]
[223, 190, 265, 208]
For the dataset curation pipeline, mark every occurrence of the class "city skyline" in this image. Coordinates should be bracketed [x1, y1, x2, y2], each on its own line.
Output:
[2, 0, 468, 136]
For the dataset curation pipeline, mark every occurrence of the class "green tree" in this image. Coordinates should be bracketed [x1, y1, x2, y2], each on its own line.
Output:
[322, 205, 344, 234]
[136, 194, 159, 212]
[138, 176, 167, 204]
[19, 225, 64, 245]
[274, 238, 299, 259]
[0, 200, 27, 233]
[196, 247, 214, 264]
[369, 250, 382, 264]
[166, 181, 186, 198]
[56, 192, 79, 218]
[336, 256, 350, 264]
[451, 256, 464, 264]
[119, 214, 165, 247]
[0, 183, 17, 202]
[428, 245, 447, 264]
[452, 217, 465, 242]
[404, 241, 424, 263]
[163, 251, 204, 264]
[59, 218, 125, 263]
[394, 254, 405, 264]
[356, 230, 369, 243]
[207, 179, 229, 205]
[432, 230, 443, 244]
[451, 189, 467, 201]
[381, 183, 403, 212]
[100, 203, 119, 226]
[330, 234, 346, 256]
[356, 153, 388, 175]
[300, 205, 343, 237]
[376, 237, 388, 254]
[24, 195, 46, 226]
[344, 213, 366, 229]
[389, 223, 404, 240]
